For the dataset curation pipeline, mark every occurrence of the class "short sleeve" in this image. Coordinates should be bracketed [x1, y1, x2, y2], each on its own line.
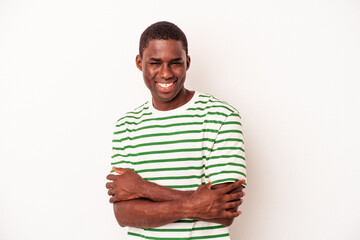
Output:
[206, 112, 247, 186]
[110, 122, 133, 173]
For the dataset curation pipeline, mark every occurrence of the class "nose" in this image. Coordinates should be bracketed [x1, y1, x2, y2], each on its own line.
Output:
[159, 64, 174, 79]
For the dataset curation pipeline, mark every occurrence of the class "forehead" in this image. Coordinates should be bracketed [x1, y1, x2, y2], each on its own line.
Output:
[143, 39, 186, 59]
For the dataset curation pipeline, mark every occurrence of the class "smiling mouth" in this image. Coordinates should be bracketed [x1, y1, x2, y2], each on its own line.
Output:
[157, 82, 173, 88]
[156, 80, 177, 92]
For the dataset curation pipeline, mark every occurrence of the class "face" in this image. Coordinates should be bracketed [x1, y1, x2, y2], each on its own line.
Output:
[136, 39, 191, 110]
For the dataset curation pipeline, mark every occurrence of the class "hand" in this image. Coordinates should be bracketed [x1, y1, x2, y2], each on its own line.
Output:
[212, 182, 245, 213]
[106, 167, 145, 203]
[188, 179, 246, 220]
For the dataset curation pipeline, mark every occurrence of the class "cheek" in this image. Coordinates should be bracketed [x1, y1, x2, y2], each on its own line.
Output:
[174, 66, 186, 76]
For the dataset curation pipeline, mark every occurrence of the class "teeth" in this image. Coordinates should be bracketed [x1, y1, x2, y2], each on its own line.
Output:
[158, 82, 173, 88]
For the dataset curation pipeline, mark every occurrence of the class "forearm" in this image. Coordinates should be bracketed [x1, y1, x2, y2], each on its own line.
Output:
[141, 180, 194, 201]
[112, 182, 243, 228]
[192, 207, 238, 226]
[113, 198, 192, 228]
[144, 182, 241, 226]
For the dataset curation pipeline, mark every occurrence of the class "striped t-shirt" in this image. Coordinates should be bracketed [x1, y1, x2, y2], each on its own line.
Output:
[111, 91, 246, 240]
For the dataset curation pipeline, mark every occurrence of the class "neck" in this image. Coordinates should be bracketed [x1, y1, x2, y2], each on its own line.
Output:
[152, 89, 195, 111]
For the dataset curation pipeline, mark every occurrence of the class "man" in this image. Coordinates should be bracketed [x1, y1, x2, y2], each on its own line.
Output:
[106, 21, 246, 239]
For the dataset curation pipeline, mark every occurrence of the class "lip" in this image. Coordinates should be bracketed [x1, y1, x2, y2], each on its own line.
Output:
[156, 80, 177, 92]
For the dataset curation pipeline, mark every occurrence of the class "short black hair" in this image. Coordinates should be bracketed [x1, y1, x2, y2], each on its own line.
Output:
[139, 21, 188, 57]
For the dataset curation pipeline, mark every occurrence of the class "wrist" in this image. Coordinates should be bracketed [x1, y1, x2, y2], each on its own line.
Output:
[138, 179, 151, 199]
[182, 194, 197, 219]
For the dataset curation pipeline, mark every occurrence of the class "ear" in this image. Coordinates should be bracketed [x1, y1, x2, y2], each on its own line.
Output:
[136, 55, 143, 71]
[186, 55, 191, 71]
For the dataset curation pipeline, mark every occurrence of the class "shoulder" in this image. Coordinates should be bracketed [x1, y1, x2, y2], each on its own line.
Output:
[115, 101, 151, 126]
[193, 92, 241, 119]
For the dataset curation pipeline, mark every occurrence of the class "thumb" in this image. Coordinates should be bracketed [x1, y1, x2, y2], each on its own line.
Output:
[112, 167, 127, 174]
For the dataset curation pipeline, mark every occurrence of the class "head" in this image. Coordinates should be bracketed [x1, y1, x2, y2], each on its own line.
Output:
[136, 21, 192, 111]
[139, 21, 188, 58]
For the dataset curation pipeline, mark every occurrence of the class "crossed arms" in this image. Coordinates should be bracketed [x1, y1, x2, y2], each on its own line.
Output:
[106, 167, 245, 229]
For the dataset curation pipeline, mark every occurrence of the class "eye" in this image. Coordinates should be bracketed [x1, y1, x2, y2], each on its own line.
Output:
[171, 62, 182, 65]
[150, 62, 160, 65]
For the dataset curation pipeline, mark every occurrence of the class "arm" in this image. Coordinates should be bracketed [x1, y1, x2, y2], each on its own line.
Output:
[110, 181, 243, 228]
[198, 182, 244, 226]
[106, 168, 245, 228]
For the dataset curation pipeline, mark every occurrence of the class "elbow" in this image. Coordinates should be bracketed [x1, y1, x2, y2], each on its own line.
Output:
[113, 202, 154, 228]
[223, 219, 234, 227]
[219, 218, 235, 227]
[113, 202, 130, 228]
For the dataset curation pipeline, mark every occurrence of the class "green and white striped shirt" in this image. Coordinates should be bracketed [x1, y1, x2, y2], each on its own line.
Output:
[111, 91, 246, 240]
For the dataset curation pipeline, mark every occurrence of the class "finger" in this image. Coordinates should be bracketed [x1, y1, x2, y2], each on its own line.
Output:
[223, 180, 246, 193]
[224, 200, 241, 210]
[106, 174, 116, 180]
[107, 189, 115, 196]
[206, 182, 212, 189]
[112, 167, 128, 174]
[105, 182, 114, 189]
[224, 192, 244, 202]
[222, 210, 241, 219]
[109, 196, 118, 203]
[228, 185, 244, 194]
[226, 207, 238, 212]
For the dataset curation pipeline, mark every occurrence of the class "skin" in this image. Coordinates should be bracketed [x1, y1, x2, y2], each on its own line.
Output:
[106, 39, 245, 228]
[135, 39, 194, 111]
[106, 168, 245, 228]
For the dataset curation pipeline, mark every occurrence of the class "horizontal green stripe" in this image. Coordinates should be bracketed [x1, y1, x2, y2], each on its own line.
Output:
[119, 112, 153, 121]
[128, 232, 229, 240]
[212, 178, 240, 185]
[164, 183, 205, 189]
[114, 120, 225, 135]
[229, 112, 241, 119]
[112, 147, 213, 158]
[198, 94, 211, 98]
[144, 172, 246, 182]
[127, 106, 149, 115]
[111, 157, 203, 166]
[218, 129, 243, 135]
[136, 166, 204, 173]
[187, 105, 234, 113]
[112, 162, 245, 175]
[144, 174, 206, 181]
[143, 225, 226, 232]
[112, 156, 246, 167]
[209, 155, 245, 161]
[215, 138, 244, 144]
[175, 219, 198, 223]
[116, 103, 148, 121]
[223, 121, 242, 126]
[194, 98, 238, 112]
[165, 184, 201, 189]
[208, 170, 246, 178]
[207, 162, 246, 169]
[212, 146, 245, 152]
[112, 129, 219, 143]
[116, 112, 228, 128]
[113, 138, 216, 151]
[112, 143, 244, 158]
[194, 99, 231, 108]
[114, 127, 242, 138]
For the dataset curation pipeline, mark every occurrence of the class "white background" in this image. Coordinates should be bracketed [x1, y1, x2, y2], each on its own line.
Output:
[1, 0, 359, 239]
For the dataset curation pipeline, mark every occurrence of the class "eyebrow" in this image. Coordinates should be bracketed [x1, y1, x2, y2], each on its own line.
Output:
[148, 58, 183, 62]
[170, 58, 183, 62]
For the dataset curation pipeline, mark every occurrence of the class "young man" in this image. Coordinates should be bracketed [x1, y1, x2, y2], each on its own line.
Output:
[106, 21, 247, 239]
